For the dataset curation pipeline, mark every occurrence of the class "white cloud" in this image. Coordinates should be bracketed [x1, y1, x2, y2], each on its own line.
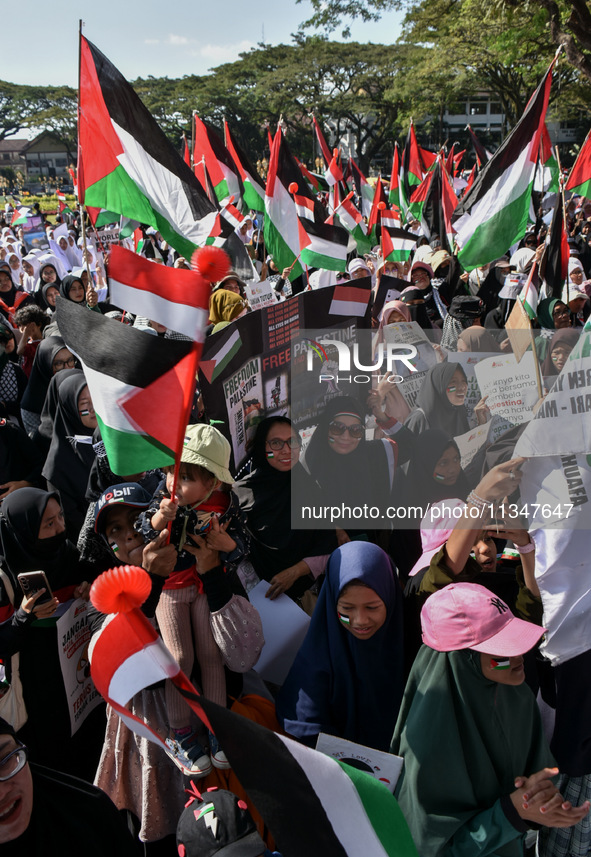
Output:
[194, 40, 254, 64]
[167, 34, 190, 46]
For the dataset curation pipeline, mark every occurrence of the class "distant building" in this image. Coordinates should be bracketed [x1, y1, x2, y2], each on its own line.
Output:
[0, 139, 28, 175]
[21, 131, 71, 180]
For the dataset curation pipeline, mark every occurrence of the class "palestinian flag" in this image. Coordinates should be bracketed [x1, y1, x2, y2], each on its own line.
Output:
[325, 150, 344, 187]
[182, 134, 191, 168]
[536, 124, 559, 195]
[89, 572, 418, 857]
[566, 129, 591, 199]
[220, 197, 246, 232]
[329, 282, 371, 317]
[94, 209, 119, 228]
[542, 190, 569, 298]
[519, 275, 539, 321]
[296, 158, 329, 193]
[199, 327, 243, 384]
[264, 130, 305, 278]
[193, 115, 244, 208]
[78, 36, 217, 259]
[335, 192, 371, 255]
[454, 53, 557, 272]
[382, 225, 416, 263]
[466, 125, 490, 168]
[407, 170, 433, 224]
[421, 159, 458, 252]
[389, 143, 402, 211]
[401, 121, 423, 211]
[290, 184, 348, 271]
[10, 207, 31, 226]
[224, 121, 265, 213]
[312, 115, 333, 166]
[58, 201, 74, 216]
[418, 144, 437, 174]
[107, 245, 210, 339]
[56, 299, 198, 475]
[367, 178, 389, 244]
[349, 158, 373, 219]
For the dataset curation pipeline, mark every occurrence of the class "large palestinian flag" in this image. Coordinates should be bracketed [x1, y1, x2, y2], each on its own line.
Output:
[193, 115, 244, 209]
[78, 36, 217, 259]
[89, 567, 418, 857]
[56, 299, 198, 475]
[454, 54, 557, 271]
[224, 120, 265, 213]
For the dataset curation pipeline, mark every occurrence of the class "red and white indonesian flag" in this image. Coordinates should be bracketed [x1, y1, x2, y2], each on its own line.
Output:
[108, 245, 210, 340]
[329, 282, 371, 317]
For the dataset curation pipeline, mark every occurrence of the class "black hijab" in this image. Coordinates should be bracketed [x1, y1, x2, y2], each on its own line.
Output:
[234, 416, 336, 589]
[405, 361, 470, 437]
[39, 281, 60, 313]
[0, 488, 81, 590]
[20, 336, 69, 415]
[302, 395, 397, 528]
[401, 288, 434, 329]
[42, 373, 96, 507]
[405, 429, 470, 507]
[34, 367, 83, 455]
[59, 274, 85, 303]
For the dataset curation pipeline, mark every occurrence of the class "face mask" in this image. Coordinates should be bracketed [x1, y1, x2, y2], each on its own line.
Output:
[35, 530, 67, 554]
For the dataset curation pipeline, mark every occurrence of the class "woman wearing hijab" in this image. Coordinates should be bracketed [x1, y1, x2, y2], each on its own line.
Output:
[541, 329, 579, 379]
[404, 362, 471, 437]
[399, 287, 435, 329]
[0, 488, 102, 779]
[405, 429, 470, 509]
[407, 261, 447, 326]
[277, 541, 404, 751]
[302, 395, 398, 532]
[208, 289, 248, 327]
[456, 326, 501, 353]
[33, 253, 66, 290]
[235, 416, 337, 601]
[0, 266, 34, 326]
[0, 319, 27, 424]
[391, 583, 588, 856]
[535, 298, 573, 362]
[20, 336, 76, 436]
[378, 299, 412, 333]
[42, 374, 97, 539]
[21, 255, 40, 294]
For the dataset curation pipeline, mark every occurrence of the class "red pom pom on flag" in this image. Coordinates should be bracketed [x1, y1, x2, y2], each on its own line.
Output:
[288, 182, 299, 194]
[332, 148, 339, 158]
[377, 201, 387, 210]
[90, 565, 152, 614]
[191, 246, 231, 283]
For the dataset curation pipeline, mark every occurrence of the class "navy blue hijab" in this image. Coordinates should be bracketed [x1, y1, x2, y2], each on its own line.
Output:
[277, 541, 404, 751]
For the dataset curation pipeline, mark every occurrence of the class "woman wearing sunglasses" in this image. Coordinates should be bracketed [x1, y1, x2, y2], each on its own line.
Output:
[301, 395, 398, 536]
[235, 416, 337, 601]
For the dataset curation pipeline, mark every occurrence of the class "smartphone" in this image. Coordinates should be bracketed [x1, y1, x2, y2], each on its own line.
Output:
[17, 571, 53, 605]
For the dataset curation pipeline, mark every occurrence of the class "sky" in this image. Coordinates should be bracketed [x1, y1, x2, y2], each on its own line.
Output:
[6, 0, 404, 87]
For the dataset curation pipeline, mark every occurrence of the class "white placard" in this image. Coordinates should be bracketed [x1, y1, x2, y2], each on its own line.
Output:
[315, 733, 403, 793]
[248, 580, 311, 685]
[474, 352, 538, 424]
[245, 279, 278, 311]
[57, 599, 102, 736]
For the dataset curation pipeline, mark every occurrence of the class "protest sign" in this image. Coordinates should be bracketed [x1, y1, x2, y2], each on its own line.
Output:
[515, 350, 591, 457]
[199, 281, 372, 471]
[22, 215, 49, 252]
[57, 599, 102, 736]
[97, 228, 121, 247]
[245, 278, 278, 311]
[519, 453, 591, 531]
[453, 422, 491, 469]
[474, 352, 538, 424]
[248, 580, 310, 685]
[382, 321, 430, 346]
[315, 734, 403, 794]
[454, 351, 498, 426]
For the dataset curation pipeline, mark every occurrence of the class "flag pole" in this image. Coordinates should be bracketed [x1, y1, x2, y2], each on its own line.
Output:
[554, 145, 570, 306]
[523, 261, 544, 400]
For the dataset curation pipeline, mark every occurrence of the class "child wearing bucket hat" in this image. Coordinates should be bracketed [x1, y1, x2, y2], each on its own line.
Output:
[391, 583, 590, 856]
[138, 425, 262, 779]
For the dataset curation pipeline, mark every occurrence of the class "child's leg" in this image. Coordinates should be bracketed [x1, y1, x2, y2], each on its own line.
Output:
[156, 587, 196, 731]
[191, 593, 226, 708]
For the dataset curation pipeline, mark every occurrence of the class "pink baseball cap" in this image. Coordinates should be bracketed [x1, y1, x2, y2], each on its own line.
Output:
[408, 500, 466, 577]
[421, 583, 545, 656]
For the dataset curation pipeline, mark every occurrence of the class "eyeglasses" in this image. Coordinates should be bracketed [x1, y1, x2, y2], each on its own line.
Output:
[53, 357, 76, 370]
[266, 436, 301, 451]
[0, 744, 28, 782]
[553, 309, 571, 319]
[336, 272, 351, 282]
[328, 420, 365, 439]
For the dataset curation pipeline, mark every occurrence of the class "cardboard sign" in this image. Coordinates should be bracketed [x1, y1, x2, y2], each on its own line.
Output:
[57, 599, 102, 736]
[315, 734, 403, 794]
